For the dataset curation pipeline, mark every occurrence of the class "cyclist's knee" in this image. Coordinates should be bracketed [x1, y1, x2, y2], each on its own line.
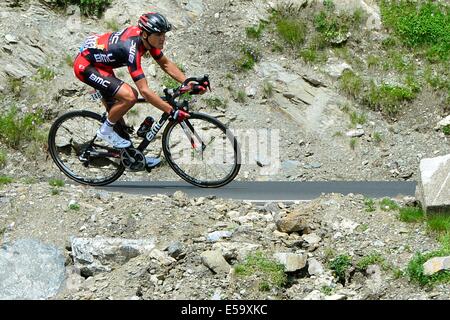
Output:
[123, 88, 138, 106]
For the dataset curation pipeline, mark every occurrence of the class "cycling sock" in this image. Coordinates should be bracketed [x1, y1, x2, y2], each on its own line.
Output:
[100, 118, 115, 135]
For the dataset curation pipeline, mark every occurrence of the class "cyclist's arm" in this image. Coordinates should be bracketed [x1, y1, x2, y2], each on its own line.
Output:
[156, 55, 186, 83]
[135, 78, 173, 114]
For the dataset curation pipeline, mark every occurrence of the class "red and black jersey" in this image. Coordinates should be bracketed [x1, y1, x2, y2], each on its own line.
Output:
[79, 26, 163, 82]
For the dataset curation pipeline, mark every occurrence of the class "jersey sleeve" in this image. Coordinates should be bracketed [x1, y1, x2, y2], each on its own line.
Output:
[128, 43, 145, 82]
[150, 47, 164, 60]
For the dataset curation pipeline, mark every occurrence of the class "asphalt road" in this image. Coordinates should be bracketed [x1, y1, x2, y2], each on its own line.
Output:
[100, 181, 417, 203]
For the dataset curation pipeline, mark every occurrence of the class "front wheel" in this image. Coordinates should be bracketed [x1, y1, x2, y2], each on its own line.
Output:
[47, 110, 125, 186]
[162, 112, 241, 188]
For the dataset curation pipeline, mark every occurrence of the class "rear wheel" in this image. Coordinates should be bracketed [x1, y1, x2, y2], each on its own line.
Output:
[162, 112, 241, 188]
[47, 110, 125, 186]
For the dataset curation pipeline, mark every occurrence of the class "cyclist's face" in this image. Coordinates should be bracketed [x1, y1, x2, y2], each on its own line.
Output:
[148, 32, 166, 49]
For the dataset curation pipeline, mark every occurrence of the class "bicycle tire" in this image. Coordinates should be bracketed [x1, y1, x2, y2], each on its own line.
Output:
[162, 112, 241, 188]
[48, 110, 125, 186]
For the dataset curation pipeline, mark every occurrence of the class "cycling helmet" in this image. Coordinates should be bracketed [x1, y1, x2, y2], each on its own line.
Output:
[138, 12, 172, 33]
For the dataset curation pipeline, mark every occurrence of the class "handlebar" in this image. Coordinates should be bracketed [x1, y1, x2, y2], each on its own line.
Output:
[163, 74, 211, 104]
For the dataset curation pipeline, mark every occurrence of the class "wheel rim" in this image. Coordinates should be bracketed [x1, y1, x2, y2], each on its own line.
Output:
[164, 116, 240, 186]
[50, 114, 123, 184]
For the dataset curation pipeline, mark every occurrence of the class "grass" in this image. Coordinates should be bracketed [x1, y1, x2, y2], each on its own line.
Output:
[0, 176, 13, 185]
[69, 203, 80, 210]
[246, 21, 267, 40]
[0, 149, 5, 168]
[356, 252, 386, 271]
[340, 70, 363, 99]
[380, 0, 450, 62]
[106, 19, 120, 31]
[49, 178, 65, 187]
[349, 111, 367, 127]
[162, 75, 179, 89]
[65, 54, 74, 67]
[372, 132, 382, 143]
[263, 81, 274, 98]
[399, 207, 425, 223]
[364, 198, 376, 212]
[235, 90, 247, 104]
[349, 138, 357, 150]
[443, 125, 450, 135]
[51, 188, 60, 195]
[329, 254, 352, 284]
[8, 77, 23, 96]
[276, 18, 307, 48]
[367, 55, 381, 68]
[203, 97, 227, 109]
[380, 198, 399, 211]
[0, 107, 45, 149]
[364, 82, 416, 117]
[427, 215, 450, 233]
[234, 251, 287, 291]
[235, 46, 260, 72]
[35, 67, 55, 81]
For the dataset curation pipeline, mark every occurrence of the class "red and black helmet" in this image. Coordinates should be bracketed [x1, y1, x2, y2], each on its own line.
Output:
[138, 12, 172, 33]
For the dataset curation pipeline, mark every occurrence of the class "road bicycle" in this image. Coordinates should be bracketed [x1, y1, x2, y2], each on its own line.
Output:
[48, 75, 241, 187]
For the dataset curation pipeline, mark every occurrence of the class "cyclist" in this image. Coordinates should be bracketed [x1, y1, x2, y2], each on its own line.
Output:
[73, 12, 205, 168]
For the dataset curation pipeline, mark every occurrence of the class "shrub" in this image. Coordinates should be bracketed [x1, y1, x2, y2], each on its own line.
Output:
[356, 252, 385, 271]
[246, 21, 267, 40]
[0, 107, 45, 149]
[329, 254, 352, 284]
[399, 207, 424, 223]
[47, 0, 112, 17]
[234, 251, 287, 291]
[364, 82, 416, 117]
[380, 198, 399, 211]
[340, 70, 363, 99]
[235, 46, 260, 71]
[364, 198, 376, 212]
[443, 124, 450, 135]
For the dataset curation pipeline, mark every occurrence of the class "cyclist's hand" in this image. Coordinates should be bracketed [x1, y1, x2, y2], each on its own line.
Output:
[187, 81, 207, 95]
[169, 109, 190, 122]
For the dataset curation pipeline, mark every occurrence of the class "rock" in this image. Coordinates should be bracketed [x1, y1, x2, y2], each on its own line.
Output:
[212, 242, 261, 261]
[346, 129, 365, 137]
[5, 34, 18, 44]
[149, 249, 177, 266]
[436, 115, 450, 129]
[281, 160, 300, 171]
[307, 258, 324, 276]
[276, 210, 309, 233]
[332, 0, 382, 30]
[325, 294, 347, 300]
[245, 84, 257, 97]
[172, 191, 189, 207]
[322, 58, 353, 79]
[423, 256, 450, 276]
[273, 252, 307, 272]
[71, 237, 155, 277]
[303, 233, 321, 245]
[201, 250, 231, 274]
[207, 230, 233, 242]
[167, 242, 184, 259]
[0, 239, 66, 299]
[416, 154, 450, 214]
[303, 289, 323, 300]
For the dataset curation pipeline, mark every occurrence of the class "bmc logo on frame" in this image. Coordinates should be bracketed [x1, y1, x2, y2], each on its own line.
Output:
[88, 74, 111, 88]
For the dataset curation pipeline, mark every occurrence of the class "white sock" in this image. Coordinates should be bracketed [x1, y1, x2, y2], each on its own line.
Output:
[100, 118, 115, 135]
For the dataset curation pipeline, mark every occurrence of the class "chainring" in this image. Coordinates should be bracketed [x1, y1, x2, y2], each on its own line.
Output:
[120, 148, 146, 171]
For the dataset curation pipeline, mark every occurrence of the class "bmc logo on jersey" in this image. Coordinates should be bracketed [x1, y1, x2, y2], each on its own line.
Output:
[94, 53, 115, 63]
[129, 41, 137, 64]
[89, 74, 110, 88]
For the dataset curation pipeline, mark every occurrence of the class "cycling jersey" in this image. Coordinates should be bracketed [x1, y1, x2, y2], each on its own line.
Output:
[74, 26, 164, 97]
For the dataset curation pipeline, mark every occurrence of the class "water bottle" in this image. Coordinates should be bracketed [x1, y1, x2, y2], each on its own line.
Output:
[137, 116, 154, 138]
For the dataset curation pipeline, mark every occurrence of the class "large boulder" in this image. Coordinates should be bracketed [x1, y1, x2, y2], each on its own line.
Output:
[416, 154, 450, 214]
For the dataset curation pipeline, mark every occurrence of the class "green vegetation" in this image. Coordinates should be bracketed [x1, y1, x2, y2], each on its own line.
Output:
[372, 132, 382, 143]
[320, 285, 333, 295]
[380, 198, 399, 211]
[349, 111, 367, 127]
[203, 97, 227, 109]
[35, 67, 55, 81]
[235, 46, 260, 72]
[340, 70, 363, 99]
[0, 107, 45, 149]
[235, 90, 247, 104]
[0, 149, 6, 168]
[356, 252, 386, 271]
[106, 19, 120, 32]
[364, 198, 376, 212]
[0, 176, 13, 185]
[380, 0, 450, 62]
[349, 137, 357, 150]
[263, 81, 274, 98]
[329, 254, 352, 284]
[246, 21, 267, 40]
[427, 215, 450, 233]
[162, 75, 179, 89]
[65, 54, 74, 67]
[399, 206, 425, 223]
[443, 125, 450, 135]
[69, 203, 80, 210]
[48, 0, 112, 17]
[49, 178, 65, 187]
[8, 77, 23, 97]
[234, 251, 287, 291]
[364, 82, 416, 117]
[51, 188, 60, 196]
[407, 236, 450, 287]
